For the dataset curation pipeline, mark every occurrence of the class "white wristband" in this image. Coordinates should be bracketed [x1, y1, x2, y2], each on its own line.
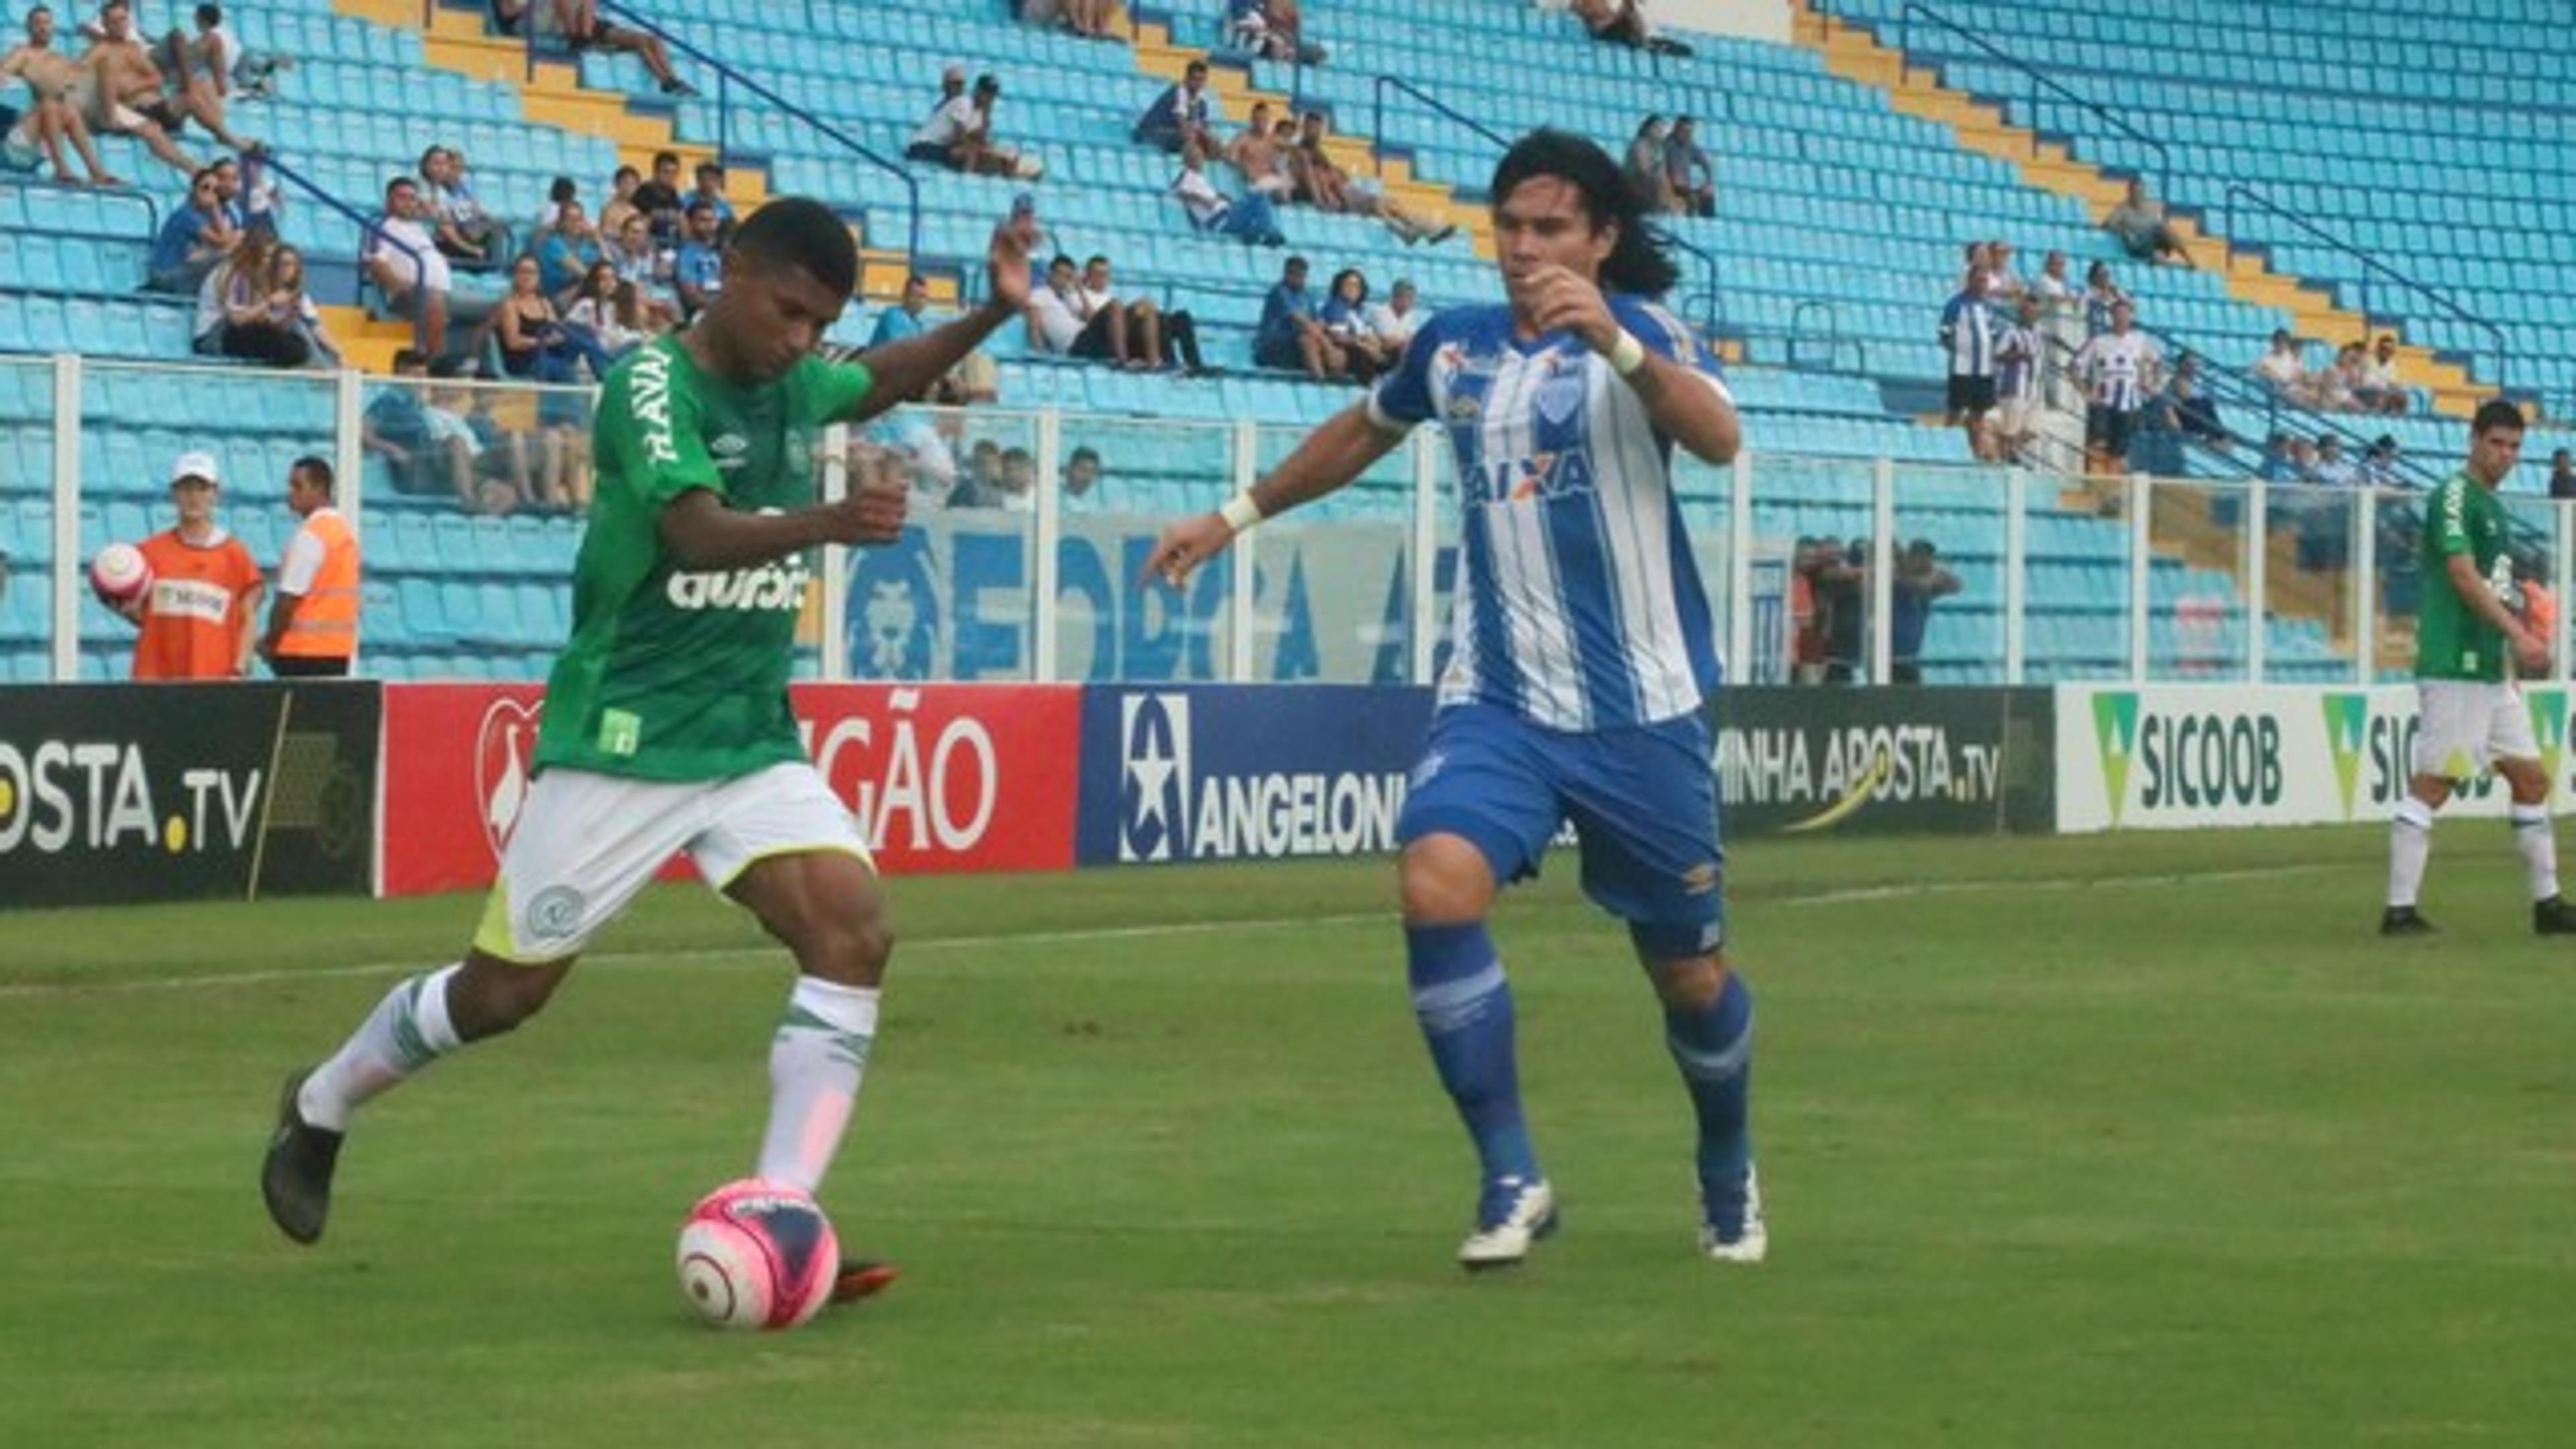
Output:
[1218, 490, 1265, 535]
[1607, 329, 1648, 378]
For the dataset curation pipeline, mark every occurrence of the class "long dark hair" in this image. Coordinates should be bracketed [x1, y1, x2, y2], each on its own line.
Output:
[1489, 127, 1678, 297]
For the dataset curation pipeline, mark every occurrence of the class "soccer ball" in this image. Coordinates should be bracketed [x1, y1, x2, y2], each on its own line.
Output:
[674, 1179, 840, 1331]
[89, 542, 152, 606]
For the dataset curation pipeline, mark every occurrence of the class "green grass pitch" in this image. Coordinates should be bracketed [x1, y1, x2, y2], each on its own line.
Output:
[3, 826, 2572, 1446]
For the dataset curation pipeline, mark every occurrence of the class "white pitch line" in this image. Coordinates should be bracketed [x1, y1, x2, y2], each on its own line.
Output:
[1, 859, 2359, 1000]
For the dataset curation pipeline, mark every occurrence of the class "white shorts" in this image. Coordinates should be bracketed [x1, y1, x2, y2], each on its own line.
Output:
[2413, 680, 2538, 783]
[472, 761, 871, 964]
[1995, 395, 2035, 437]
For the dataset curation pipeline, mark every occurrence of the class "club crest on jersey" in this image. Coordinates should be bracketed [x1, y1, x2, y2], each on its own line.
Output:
[1535, 365, 1587, 428]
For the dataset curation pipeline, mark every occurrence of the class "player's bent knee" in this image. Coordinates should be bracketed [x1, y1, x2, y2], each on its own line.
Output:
[1399, 835, 1495, 923]
[450, 951, 572, 1038]
[1648, 954, 1729, 1012]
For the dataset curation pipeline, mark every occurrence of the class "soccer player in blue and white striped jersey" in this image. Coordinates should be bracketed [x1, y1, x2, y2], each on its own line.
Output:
[1146, 129, 1762, 1269]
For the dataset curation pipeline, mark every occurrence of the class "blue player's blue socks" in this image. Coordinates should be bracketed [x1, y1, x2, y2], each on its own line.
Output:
[1405, 922, 1538, 1185]
[1664, 971, 1754, 1206]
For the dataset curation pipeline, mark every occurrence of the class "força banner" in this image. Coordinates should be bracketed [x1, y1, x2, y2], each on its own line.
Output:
[379, 682, 1081, 896]
[2055, 682, 2575, 830]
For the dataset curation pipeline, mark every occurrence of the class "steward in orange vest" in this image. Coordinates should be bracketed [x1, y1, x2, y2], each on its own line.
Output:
[260, 456, 363, 678]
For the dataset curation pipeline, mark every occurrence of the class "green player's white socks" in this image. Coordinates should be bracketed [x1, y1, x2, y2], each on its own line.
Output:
[2387, 798, 2435, 908]
[2510, 802, 2559, 902]
[299, 963, 466, 1132]
[757, 976, 879, 1195]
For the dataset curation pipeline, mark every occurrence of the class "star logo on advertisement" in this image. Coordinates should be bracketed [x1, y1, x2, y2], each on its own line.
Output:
[1120, 693, 1191, 863]
[2091, 690, 2140, 824]
[2526, 687, 2567, 802]
[475, 697, 543, 863]
[2321, 692, 2369, 820]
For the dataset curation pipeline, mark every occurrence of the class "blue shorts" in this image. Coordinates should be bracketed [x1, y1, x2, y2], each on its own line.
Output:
[1397, 702, 1725, 955]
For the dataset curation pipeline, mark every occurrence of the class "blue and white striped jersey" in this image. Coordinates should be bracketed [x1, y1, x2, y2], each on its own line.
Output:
[1939, 292, 1999, 378]
[1367, 294, 1730, 732]
[2074, 329, 2163, 411]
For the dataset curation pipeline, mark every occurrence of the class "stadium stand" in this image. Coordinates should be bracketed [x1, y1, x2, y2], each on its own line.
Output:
[7, 0, 2566, 687]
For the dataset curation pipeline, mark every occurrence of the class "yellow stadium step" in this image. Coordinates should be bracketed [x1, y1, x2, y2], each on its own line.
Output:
[1790, 0, 2487, 417]
[317, 306, 415, 375]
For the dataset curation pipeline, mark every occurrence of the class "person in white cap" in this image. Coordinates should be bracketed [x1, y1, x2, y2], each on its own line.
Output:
[119, 450, 262, 680]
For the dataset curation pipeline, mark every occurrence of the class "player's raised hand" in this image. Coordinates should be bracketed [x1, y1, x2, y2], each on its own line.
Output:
[1519, 263, 1619, 354]
[1140, 512, 1234, 590]
[987, 214, 1038, 313]
[822, 474, 910, 546]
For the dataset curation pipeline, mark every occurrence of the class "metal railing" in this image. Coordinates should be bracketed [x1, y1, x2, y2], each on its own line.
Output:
[255, 151, 433, 354]
[1896, 1, 2170, 182]
[2222, 184, 2508, 388]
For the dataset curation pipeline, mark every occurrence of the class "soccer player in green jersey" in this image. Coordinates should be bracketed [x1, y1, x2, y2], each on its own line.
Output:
[263, 199, 1036, 1303]
[2383, 399, 2576, 936]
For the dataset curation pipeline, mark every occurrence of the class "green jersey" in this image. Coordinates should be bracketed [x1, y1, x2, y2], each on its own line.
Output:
[535, 337, 873, 780]
[2415, 469, 2512, 683]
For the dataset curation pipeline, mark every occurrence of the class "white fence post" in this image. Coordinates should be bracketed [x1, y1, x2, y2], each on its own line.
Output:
[2127, 472, 2151, 683]
[1033, 407, 1061, 684]
[1409, 425, 1440, 686]
[819, 422, 849, 683]
[2245, 479, 2267, 682]
[49, 352, 80, 684]
[2004, 468, 2027, 686]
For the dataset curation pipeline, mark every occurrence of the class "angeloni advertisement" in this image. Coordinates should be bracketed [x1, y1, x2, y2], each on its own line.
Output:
[379, 682, 1081, 896]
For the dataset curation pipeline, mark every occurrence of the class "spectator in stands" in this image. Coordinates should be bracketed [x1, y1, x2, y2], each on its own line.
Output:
[1982, 239, 2025, 301]
[2, 5, 117, 184]
[564, 260, 650, 366]
[908, 72, 1042, 178]
[1663, 115, 1715, 218]
[672, 198, 723, 321]
[1172, 134, 1285, 246]
[2310, 342, 2363, 414]
[1572, 0, 1688, 55]
[2353, 333, 2406, 414]
[2081, 260, 2129, 337]
[1230, 0, 1325, 64]
[2551, 448, 2576, 500]
[1367, 276, 1425, 349]
[2072, 299, 2161, 474]
[593, 165, 638, 239]
[871, 274, 931, 347]
[218, 241, 335, 368]
[2251, 329, 2308, 401]
[1888, 541, 1960, 685]
[1063, 445, 1102, 503]
[80, 0, 217, 171]
[148, 1, 254, 155]
[535, 198, 604, 307]
[116, 451, 262, 680]
[687, 160, 734, 239]
[365, 350, 472, 506]
[1990, 296, 2041, 464]
[628, 150, 685, 241]
[1319, 267, 1392, 382]
[2031, 248, 2079, 406]
[1023, 0, 1115, 41]
[1083, 254, 1206, 374]
[148, 164, 239, 292]
[1254, 253, 1342, 380]
[545, 0, 694, 97]
[2167, 354, 2231, 449]
[2357, 435, 2404, 490]
[1291, 111, 1455, 245]
[1028, 252, 1134, 366]
[947, 439, 1010, 509]
[366, 175, 456, 359]
[1939, 266, 2000, 461]
[164, 3, 284, 104]
[191, 227, 264, 353]
[2311, 433, 2356, 487]
[2102, 177, 2185, 264]
[1623, 116, 1675, 215]
[496, 253, 608, 383]
[1824, 537, 1868, 684]
[2256, 431, 2298, 483]
[421, 146, 508, 268]
[602, 210, 663, 291]
[1225, 100, 1293, 200]
[256, 455, 359, 677]
[1135, 57, 1219, 154]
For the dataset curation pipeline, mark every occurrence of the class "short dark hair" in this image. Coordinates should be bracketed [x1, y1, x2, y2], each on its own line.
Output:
[730, 196, 857, 297]
[1185, 58, 1206, 74]
[1048, 253, 1075, 272]
[418, 145, 443, 174]
[196, 3, 220, 25]
[2473, 398, 2526, 436]
[685, 199, 715, 219]
[290, 455, 334, 493]
[1069, 445, 1101, 467]
[1083, 254, 1109, 270]
[696, 160, 723, 178]
[382, 175, 415, 201]
[551, 175, 579, 202]
[653, 150, 680, 170]
[1490, 127, 1678, 297]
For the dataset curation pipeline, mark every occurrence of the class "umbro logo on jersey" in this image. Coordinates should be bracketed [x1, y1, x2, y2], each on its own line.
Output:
[710, 433, 751, 468]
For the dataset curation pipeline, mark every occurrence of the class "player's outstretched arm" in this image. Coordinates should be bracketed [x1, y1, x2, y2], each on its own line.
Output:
[1142, 402, 1403, 588]
[836, 218, 1040, 423]
[658, 478, 908, 571]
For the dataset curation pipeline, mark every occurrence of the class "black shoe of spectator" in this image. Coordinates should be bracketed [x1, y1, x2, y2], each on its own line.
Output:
[661, 77, 700, 98]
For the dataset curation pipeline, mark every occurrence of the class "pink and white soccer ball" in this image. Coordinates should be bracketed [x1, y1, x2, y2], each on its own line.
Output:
[89, 542, 153, 606]
[675, 1179, 840, 1330]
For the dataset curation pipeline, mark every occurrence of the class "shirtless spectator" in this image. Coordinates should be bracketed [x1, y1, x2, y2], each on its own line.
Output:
[1022, 0, 1114, 40]
[1573, 0, 1691, 55]
[150, 1, 252, 154]
[544, 0, 694, 97]
[1226, 99, 1292, 200]
[1290, 111, 1454, 246]
[1228, 0, 1326, 64]
[2353, 333, 2407, 415]
[1, 5, 115, 183]
[80, 0, 199, 174]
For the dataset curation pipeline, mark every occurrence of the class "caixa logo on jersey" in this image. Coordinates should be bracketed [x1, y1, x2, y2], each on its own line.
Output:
[1075, 686, 1435, 865]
